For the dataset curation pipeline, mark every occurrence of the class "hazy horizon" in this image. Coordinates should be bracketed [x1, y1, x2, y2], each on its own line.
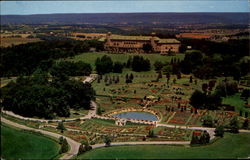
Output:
[1, 1, 249, 15]
[2, 11, 250, 16]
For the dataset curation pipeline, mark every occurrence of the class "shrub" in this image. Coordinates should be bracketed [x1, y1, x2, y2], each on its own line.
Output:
[214, 125, 224, 137]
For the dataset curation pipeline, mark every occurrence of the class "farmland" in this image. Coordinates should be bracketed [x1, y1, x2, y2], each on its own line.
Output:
[0, 37, 42, 47]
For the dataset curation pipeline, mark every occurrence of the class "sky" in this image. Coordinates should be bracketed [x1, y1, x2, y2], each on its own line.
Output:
[1, 0, 249, 15]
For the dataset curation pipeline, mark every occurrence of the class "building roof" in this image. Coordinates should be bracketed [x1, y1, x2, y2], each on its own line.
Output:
[98, 35, 180, 44]
[98, 37, 106, 42]
[158, 39, 180, 44]
[110, 35, 160, 41]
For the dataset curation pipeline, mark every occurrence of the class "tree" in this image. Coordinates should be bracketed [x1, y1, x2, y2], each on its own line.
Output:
[104, 75, 108, 83]
[129, 73, 134, 80]
[202, 83, 208, 93]
[190, 134, 200, 145]
[147, 130, 155, 138]
[202, 115, 214, 127]
[104, 136, 111, 147]
[242, 119, 249, 129]
[57, 122, 66, 133]
[60, 138, 69, 154]
[214, 125, 224, 137]
[173, 78, 176, 84]
[176, 72, 181, 79]
[95, 55, 113, 74]
[190, 90, 206, 109]
[157, 71, 162, 79]
[126, 56, 132, 68]
[205, 93, 222, 110]
[142, 43, 153, 53]
[154, 61, 164, 71]
[241, 89, 250, 100]
[131, 56, 151, 72]
[59, 136, 64, 144]
[113, 62, 123, 73]
[97, 106, 102, 115]
[189, 76, 193, 83]
[162, 65, 172, 75]
[203, 131, 210, 144]
[208, 80, 216, 91]
[229, 116, 239, 133]
[77, 144, 86, 155]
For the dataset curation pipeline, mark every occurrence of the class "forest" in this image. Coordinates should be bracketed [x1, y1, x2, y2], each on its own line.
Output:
[0, 39, 103, 76]
[1, 69, 95, 119]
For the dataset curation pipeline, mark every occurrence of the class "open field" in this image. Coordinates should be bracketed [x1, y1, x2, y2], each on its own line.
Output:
[0, 37, 42, 47]
[62, 52, 185, 69]
[0, 124, 60, 159]
[77, 133, 250, 159]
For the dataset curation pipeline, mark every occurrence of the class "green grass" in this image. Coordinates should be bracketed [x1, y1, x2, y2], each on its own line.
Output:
[62, 52, 185, 69]
[1, 124, 60, 159]
[77, 133, 250, 159]
[222, 93, 250, 115]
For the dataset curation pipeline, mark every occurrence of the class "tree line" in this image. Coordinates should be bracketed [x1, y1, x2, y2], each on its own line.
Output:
[1, 39, 104, 76]
[180, 39, 250, 79]
[95, 55, 151, 75]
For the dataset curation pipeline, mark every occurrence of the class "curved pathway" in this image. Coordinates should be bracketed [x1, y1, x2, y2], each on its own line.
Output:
[92, 141, 190, 149]
[1, 117, 81, 160]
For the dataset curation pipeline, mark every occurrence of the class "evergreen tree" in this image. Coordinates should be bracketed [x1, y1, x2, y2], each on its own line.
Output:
[129, 73, 134, 80]
[214, 125, 224, 137]
[60, 138, 69, 154]
[229, 116, 239, 133]
[242, 119, 249, 129]
[147, 130, 155, 138]
[104, 136, 111, 147]
[57, 122, 66, 133]
[202, 115, 214, 127]
[189, 76, 193, 83]
[191, 134, 200, 145]
[77, 144, 86, 155]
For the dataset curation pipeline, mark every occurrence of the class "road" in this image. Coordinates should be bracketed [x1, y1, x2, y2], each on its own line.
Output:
[1, 117, 81, 160]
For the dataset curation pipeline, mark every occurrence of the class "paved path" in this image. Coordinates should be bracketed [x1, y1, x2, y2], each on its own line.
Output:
[1, 100, 97, 123]
[1, 117, 81, 160]
[92, 141, 190, 149]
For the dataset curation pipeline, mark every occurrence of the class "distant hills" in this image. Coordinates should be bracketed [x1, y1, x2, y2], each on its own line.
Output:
[1, 12, 249, 25]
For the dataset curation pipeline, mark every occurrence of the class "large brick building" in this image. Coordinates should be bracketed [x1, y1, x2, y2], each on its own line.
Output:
[99, 33, 181, 54]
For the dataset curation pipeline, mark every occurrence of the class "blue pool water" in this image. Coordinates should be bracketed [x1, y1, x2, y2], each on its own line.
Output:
[112, 111, 158, 121]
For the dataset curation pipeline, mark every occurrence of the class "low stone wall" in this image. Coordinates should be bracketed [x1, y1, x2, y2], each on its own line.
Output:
[103, 108, 160, 124]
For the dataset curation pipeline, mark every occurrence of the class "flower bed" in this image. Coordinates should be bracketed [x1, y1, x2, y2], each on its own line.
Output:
[168, 112, 191, 125]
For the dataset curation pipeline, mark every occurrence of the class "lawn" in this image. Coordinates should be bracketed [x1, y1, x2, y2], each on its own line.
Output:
[222, 93, 250, 116]
[62, 52, 185, 69]
[1, 124, 60, 159]
[77, 133, 250, 159]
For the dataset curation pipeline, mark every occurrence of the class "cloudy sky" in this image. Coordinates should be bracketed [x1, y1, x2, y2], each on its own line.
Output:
[1, 0, 249, 15]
